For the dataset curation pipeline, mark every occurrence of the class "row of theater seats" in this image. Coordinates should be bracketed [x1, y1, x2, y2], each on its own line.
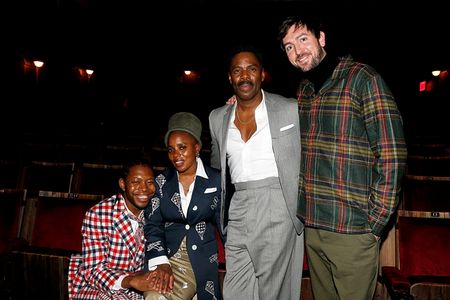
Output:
[380, 138, 450, 300]
[0, 133, 219, 300]
[0, 139, 175, 299]
[13, 134, 450, 299]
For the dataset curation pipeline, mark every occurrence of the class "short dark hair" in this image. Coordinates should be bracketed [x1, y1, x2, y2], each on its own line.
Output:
[121, 156, 153, 180]
[277, 15, 323, 51]
[226, 43, 264, 69]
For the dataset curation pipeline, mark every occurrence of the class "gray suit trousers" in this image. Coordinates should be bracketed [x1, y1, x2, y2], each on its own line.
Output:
[223, 177, 304, 300]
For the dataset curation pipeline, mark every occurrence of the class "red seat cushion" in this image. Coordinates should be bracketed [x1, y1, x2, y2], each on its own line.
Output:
[398, 217, 450, 277]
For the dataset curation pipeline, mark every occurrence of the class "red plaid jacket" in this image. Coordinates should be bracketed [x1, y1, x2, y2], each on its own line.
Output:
[68, 195, 145, 300]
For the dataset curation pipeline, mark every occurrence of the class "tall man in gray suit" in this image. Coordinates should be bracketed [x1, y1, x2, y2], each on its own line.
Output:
[208, 44, 304, 300]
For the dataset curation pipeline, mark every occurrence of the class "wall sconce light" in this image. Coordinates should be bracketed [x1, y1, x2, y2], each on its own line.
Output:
[77, 68, 95, 82]
[33, 60, 44, 68]
[431, 70, 441, 77]
[33, 60, 44, 81]
[86, 69, 94, 82]
[179, 69, 200, 83]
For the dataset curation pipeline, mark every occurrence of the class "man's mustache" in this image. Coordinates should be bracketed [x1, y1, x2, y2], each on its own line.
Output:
[238, 80, 253, 87]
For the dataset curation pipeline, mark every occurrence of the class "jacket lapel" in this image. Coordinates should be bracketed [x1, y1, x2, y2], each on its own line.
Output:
[165, 168, 185, 218]
[113, 196, 138, 259]
[265, 92, 281, 162]
[221, 105, 233, 168]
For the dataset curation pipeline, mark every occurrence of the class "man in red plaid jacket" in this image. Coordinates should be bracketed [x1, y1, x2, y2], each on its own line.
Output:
[68, 158, 159, 299]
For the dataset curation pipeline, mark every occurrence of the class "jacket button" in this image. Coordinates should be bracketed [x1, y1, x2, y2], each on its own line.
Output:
[192, 245, 197, 250]
[193, 205, 198, 211]
[185, 224, 190, 230]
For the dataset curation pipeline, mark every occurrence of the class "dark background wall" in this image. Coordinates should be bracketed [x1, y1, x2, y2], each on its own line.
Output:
[4, 0, 449, 145]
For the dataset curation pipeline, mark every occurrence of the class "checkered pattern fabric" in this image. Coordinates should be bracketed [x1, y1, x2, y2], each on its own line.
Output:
[67, 195, 145, 300]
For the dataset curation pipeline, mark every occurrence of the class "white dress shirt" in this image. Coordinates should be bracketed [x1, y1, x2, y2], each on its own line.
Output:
[227, 92, 279, 183]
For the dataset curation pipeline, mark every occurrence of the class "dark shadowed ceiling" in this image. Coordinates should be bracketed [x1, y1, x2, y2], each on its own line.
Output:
[4, 0, 449, 139]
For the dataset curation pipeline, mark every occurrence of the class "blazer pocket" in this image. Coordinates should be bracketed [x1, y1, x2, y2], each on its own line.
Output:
[204, 187, 217, 194]
[280, 123, 295, 132]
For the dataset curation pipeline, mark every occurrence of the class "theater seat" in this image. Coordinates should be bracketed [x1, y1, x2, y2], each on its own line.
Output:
[382, 210, 450, 300]
[0, 189, 27, 253]
[6, 191, 102, 300]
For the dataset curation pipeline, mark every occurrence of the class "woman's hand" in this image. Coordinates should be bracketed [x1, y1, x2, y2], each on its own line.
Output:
[123, 271, 157, 292]
[152, 264, 174, 294]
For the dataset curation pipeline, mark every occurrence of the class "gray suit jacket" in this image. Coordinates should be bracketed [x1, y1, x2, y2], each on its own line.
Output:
[208, 90, 303, 235]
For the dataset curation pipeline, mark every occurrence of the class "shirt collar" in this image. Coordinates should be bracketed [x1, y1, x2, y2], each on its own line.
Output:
[176, 156, 208, 180]
[121, 195, 144, 220]
[195, 156, 208, 179]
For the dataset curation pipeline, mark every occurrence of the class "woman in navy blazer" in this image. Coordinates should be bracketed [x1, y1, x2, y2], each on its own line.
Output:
[143, 112, 223, 300]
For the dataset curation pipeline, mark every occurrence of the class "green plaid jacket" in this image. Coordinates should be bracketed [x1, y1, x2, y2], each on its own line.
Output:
[297, 55, 407, 236]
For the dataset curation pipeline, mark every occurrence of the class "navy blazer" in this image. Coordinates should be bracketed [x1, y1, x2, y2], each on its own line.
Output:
[144, 164, 222, 300]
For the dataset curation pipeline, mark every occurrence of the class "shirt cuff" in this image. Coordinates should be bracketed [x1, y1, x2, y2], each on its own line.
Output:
[148, 255, 170, 270]
[113, 274, 127, 290]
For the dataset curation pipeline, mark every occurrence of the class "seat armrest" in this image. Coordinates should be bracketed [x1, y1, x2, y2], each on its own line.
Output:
[382, 266, 412, 298]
